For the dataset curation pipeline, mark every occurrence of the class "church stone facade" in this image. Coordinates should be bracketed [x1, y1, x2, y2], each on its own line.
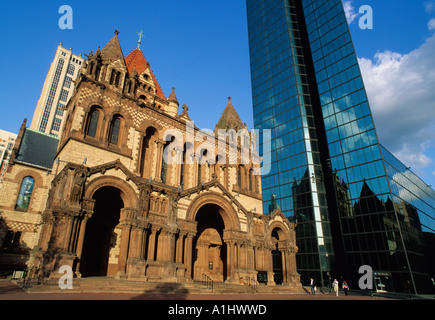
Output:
[0, 32, 300, 288]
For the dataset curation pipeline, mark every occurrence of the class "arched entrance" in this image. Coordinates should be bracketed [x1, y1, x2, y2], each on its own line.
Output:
[271, 227, 284, 285]
[192, 203, 227, 282]
[80, 186, 124, 277]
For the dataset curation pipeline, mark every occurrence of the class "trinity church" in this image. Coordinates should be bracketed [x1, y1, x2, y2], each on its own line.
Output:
[0, 31, 300, 288]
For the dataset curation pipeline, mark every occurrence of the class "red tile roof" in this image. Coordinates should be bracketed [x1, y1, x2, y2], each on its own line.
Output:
[124, 48, 166, 99]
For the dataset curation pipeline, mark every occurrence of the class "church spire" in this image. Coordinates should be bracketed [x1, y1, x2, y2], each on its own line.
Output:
[99, 30, 125, 62]
[215, 97, 246, 132]
[168, 87, 179, 105]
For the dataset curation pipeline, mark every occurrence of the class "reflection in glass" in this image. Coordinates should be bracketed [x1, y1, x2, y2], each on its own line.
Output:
[247, 0, 435, 293]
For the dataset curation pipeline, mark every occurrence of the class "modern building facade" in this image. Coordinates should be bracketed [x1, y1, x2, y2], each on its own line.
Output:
[246, 0, 435, 293]
[30, 44, 84, 137]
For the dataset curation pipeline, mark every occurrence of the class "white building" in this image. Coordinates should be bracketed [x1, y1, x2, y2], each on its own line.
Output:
[30, 44, 84, 137]
[0, 129, 17, 184]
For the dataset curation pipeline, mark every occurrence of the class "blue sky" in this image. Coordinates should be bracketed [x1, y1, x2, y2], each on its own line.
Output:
[0, 0, 435, 189]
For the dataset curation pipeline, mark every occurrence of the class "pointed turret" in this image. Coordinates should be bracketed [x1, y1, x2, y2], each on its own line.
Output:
[166, 87, 179, 117]
[84, 30, 127, 87]
[100, 30, 125, 62]
[165, 88, 179, 117]
[215, 97, 246, 132]
[168, 87, 179, 105]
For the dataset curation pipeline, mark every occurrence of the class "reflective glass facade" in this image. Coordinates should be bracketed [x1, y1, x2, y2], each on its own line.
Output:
[246, 0, 435, 293]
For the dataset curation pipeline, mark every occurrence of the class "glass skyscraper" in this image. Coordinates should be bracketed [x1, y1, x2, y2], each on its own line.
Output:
[246, 0, 435, 293]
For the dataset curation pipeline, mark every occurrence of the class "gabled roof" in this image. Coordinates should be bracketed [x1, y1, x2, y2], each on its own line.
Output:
[124, 48, 166, 99]
[14, 128, 59, 170]
[124, 47, 149, 75]
[215, 98, 246, 131]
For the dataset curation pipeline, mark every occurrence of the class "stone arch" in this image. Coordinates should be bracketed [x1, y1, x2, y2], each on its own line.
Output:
[186, 192, 241, 232]
[187, 192, 245, 283]
[269, 221, 290, 241]
[269, 220, 291, 285]
[138, 118, 164, 137]
[84, 175, 138, 209]
[138, 123, 161, 179]
[107, 109, 134, 129]
[80, 176, 138, 277]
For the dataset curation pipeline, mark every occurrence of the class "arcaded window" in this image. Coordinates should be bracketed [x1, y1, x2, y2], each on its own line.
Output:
[86, 108, 100, 137]
[197, 149, 207, 185]
[249, 169, 253, 191]
[109, 116, 122, 145]
[237, 165, 243, 187]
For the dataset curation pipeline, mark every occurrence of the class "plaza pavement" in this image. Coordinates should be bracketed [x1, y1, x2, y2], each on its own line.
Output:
[0, 279, 401, 300]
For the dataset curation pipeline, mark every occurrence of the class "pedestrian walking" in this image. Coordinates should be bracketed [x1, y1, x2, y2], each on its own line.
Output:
[310, 278, 315, 295]
[342, 281, 349, 296]
[332, 279, 339, 296]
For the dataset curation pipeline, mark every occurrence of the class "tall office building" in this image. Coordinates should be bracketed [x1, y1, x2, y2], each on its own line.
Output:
[0, 130, 17, 184]
[246, 0, 435, 293]
[30, 44, 84, 137]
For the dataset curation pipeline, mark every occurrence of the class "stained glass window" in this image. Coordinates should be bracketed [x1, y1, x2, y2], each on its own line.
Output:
[15, 176, 35, 210]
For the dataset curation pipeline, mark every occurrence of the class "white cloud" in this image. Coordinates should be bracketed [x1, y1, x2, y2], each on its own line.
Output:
[428, 18, 435, 31]
[343, 1, 358, 24]
[390, 169, 431, 203]
[358, 33, 435, 173]
[425, 0, 435, 13]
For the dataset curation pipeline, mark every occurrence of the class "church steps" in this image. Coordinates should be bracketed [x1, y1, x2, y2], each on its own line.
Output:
[17, 278, 304, 295]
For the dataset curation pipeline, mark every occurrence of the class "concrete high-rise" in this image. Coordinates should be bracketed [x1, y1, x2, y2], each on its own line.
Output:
[246, 0, 435, 293]
[30, 44, 84, 137]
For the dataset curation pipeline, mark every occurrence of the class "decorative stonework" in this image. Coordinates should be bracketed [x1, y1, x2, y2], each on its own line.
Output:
[0, 32, 301, 289]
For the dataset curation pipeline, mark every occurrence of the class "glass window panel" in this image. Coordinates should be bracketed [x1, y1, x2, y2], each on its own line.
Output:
[15, 176, 35, 210]
[110, 117, 121, 144]
[87, 109, 99, 137]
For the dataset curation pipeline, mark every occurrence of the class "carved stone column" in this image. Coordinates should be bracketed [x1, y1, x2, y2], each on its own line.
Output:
[116, 208, 136, 278]
[62, 215, 74, 251]
[74, 214, 91, 277]
[176, 232, 186, 264]
[147, 227, 159, 261]
[128, 227, 144, 259]
[173, 147, 183, 187]
[267, 247, 276, 286]
[225, 240, 235, 283]
[38, 213, 55, 251]
[162, 228, 177, 262]
[280, 248, 288, 285]
[247, 243, 255, 272]
[154, 139, 164, 182]
[184, 234, 194, 280]
[140, 228, 149, 259]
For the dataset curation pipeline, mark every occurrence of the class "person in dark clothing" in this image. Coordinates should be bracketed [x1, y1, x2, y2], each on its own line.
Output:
[342, 281, 349, 296]
[310, 278, 316, 294]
